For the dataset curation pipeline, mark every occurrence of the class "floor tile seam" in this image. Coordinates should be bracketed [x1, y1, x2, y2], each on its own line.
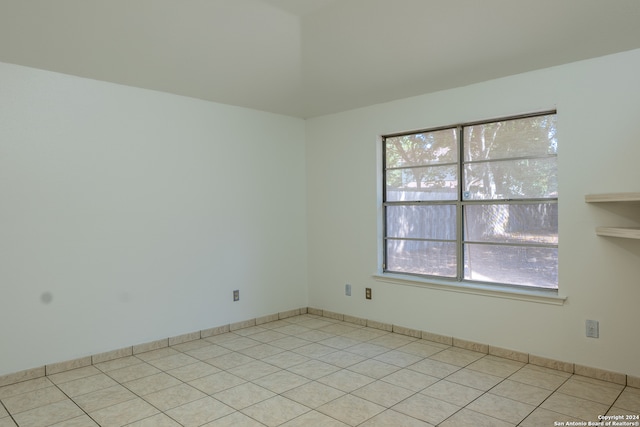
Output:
[118, 371, 195, 405]
[270, 338, 314, 350]
[191, 381, 258, 412]
[271, 382, 343, 412]
[46, 368, 103, 386]
[441, 375, 519, 423]
[122, 412, 177, 427]
[93, 358, 146, 375]
[161, 406, 203, 427]
[123, 384, 232, 425]
[103, 366, 162, 385]
[0, 401, 19, 427]
[440, 367, 505, 393]
[483, 383, 550, 407]
[437, 404, 516, 427]
[389, 386, 462, 427]
[404, 358, 464, 378]
[361, 409, 433, 427]
[560, 380, 626, 407]
[343, 364, 399, 381]
[47, 380, 104, 427]
[147, 358, 203, 373]
[568, 374, 628, 392]
[312, 395, 380, 427]
[609, 397, 640, 414]
[217, 342, 263, 353]
[378, 372, 435, 393]
[83, 372, 177, 416]
[290, 410, 343, 427]
[234, 409, 269, 427]
[464, 363, 521, 379]
[505, 363, 572, 391]
[236, 394, 313, 425]
[283, 368, 333, 383]
[414, 345, 452, 360]
[340, 342, 393, 357]
[517, 406, 580, 426]
[258, 357, 312, 372]
[426, 356, 476, 370]
[2, 415, 18, 427]
[530, 375, 593, 422]
[1, 384, 74, 416]
[469, 389, 539, 424]
[156, 368, 226, 397]
[519, 364, 574, 379]
[52, 371, 120, 394]
[0, 378, 57, 403]
[372, 355, 428, 369]
[548, 389, 619, 416]
[202, 352, 260, 371]
[400, 380, 467, 410]
[348, 379, 423, 410]
[338, 343, 395, 359]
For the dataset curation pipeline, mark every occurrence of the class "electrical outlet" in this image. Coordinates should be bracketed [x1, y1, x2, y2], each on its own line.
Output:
[233, 290, 239, 302]
[586, 319, 599, 338]
[345, 284, 352, 296]
[365, 288, 372, 300]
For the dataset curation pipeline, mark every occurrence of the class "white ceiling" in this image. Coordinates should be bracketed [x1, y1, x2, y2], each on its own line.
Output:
[1, 0, 639, 118]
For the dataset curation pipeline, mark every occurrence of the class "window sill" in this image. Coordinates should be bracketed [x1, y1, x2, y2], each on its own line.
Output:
[372, 273, 567, 306]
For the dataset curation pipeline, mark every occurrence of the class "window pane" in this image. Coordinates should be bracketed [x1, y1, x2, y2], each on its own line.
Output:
[386, 240, 456, 277]
[463, 157, 557, 200]
[385, 128, 457, 168]
[464, 244, 558, 288]
[464, 114, 557, 161]
[386, 165, 458, 201]
[386, 205, 456, 240]
[464, 203, 558, 244]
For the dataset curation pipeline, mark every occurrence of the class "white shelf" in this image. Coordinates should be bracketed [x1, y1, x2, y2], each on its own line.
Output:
[586, 193, 640, 239]
[595, 227, 640, 239]
[585, 192, 640, 203]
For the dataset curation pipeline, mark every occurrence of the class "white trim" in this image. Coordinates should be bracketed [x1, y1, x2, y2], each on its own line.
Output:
[373, 273, 566, 306]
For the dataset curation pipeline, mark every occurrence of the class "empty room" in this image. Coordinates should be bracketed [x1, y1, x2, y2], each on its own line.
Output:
[1, 1, 639, 426]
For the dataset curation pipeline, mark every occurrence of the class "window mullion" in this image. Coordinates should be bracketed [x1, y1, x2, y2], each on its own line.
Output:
[457, 124, 464, 281]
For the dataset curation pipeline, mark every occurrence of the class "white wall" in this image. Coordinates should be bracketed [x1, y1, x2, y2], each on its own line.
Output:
[3, 49, 640, 379]
[0, 62, 308, 376]
[306, 49, 640, 377]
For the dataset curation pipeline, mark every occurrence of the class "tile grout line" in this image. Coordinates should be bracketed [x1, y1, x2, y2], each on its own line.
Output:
[0, 400, 19, 427]
[519, 370, 576, 425]
[49, 379, 104, 427]
[429, 352, 520, 426]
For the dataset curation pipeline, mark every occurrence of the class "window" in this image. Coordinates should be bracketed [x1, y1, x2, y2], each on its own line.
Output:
[383, 112, 558, 290]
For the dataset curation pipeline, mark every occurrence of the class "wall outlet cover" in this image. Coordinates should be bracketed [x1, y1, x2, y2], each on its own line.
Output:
[586, 319, 599, 338]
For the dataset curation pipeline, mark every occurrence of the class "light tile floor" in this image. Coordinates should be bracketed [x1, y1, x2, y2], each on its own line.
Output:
[1, 314, 639, 426]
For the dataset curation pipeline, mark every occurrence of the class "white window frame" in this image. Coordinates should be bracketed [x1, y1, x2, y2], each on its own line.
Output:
[381, 111, 559, 294]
